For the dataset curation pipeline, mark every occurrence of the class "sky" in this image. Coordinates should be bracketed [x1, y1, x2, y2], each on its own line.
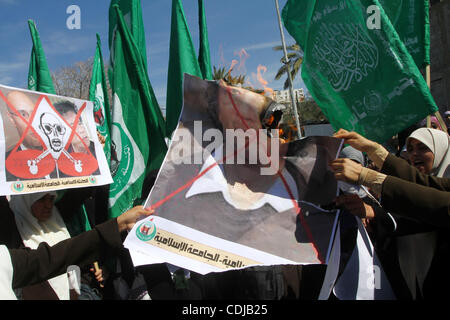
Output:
[0, 0, 306, 114]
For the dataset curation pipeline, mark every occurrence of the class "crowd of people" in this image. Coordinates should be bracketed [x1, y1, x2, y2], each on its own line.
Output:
[0, 108, 449, 300]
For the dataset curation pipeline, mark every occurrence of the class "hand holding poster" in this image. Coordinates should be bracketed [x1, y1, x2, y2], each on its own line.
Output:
[0, 85, 113, 195]
[124, 74, 343, 275]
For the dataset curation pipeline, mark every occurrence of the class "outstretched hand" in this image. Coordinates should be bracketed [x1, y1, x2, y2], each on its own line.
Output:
[335, 194, 376, 220]
[97, 131, 106, 148]
[117, 206, 154, 232]
[330, 158, 363, 184]
[333, 129, 378, 153]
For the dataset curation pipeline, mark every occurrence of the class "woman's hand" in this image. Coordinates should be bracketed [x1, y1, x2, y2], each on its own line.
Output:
[334, 129, 378, 153]
[90, 264, 104, 287]
[330, 158, 363, 184]
[117, 206, 154, 232]
[97, 131, 106, 148]
[335, 194, 376, 220]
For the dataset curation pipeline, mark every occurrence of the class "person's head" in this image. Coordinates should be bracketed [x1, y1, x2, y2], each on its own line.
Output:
[339, 145, 365, 167]
[216, 79, 270, 131]
[54, 101, 90, 153]
[6, 91, 41, 148]
[406, 128, 450, 176]
[31, 193, 56, 222]
[338, 146, 367, 197]
[212, 81, 285, 161]
[430, 116, 444, 131]
[207, 80, 285, 136]
[419, 116, 445, 131]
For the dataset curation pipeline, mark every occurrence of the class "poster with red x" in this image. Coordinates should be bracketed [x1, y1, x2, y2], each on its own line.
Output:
[0, 85, 113, 195]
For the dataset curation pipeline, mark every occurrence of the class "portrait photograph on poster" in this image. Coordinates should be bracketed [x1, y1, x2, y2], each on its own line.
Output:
[0, 85, 113, 195]
[125, 74, 343, 274]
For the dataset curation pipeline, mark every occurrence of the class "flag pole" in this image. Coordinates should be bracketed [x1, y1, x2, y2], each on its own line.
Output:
[426, 65, 431, 128]
[274, 0, 303, 140]
[425, 65, 447, 132]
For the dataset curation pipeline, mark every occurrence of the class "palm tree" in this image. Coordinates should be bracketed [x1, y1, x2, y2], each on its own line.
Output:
[212, 66, 246, 86]
[273, 43, 303, 90]
[212, 66, 265, 94]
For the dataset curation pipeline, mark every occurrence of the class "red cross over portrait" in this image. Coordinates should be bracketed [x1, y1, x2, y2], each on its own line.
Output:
[1, 90, 99, 180]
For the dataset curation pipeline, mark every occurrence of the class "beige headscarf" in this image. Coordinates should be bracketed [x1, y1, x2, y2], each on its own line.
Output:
[9, 192, 71, 300]
[407, 127, 450, 178]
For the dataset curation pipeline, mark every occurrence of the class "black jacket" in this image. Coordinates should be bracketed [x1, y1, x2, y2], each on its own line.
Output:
[380, 154, 450, 228]
[9, 218, 122, 290]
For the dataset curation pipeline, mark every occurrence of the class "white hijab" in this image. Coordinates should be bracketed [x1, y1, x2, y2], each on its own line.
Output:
[407, 127, 450, 178]
[9, 192, 71, 300]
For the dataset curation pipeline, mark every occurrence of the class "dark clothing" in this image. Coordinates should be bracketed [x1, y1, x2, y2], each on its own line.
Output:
[376, 154, 450, 299]
[0, 197, 22, 249]
[380, 154, 450, 227]
[382, 154, 450, 190]
[9, 218, 122, 290]
[55, 186, 110, 230]
[381, 176, 450, 228]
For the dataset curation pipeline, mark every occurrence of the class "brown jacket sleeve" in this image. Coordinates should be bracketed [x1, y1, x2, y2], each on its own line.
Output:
[9, 218, 122, 290]
[381, 175, 450, 228]
[381, 154, 450, 191]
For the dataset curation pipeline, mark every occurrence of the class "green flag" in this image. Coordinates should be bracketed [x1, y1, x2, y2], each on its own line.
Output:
[166, 0, 203, 138]
[108, 0, 166, 173]
[108, 0, 148, 73]
[27, 21, 91, 232]
[108, 5, 167, 218]
[282, 0, 438, 143]
[380, 0, 430, 69]
[90, 34, 112, 164]
[27, 20, 55, 94]
[198, 0, 213, 80]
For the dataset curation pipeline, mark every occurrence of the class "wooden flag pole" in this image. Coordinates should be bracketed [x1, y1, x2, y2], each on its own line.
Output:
[426, 65, 432, 128]
[426, 65, 448, 132]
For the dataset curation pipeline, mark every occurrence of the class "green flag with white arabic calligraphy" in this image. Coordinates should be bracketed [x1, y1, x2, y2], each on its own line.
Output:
[282, 0, 438, 143]
[108, 5, 167, 218]
[27, 20, 55, 94]
[89, 34, 112, 164]
[380, 0, 430, 69]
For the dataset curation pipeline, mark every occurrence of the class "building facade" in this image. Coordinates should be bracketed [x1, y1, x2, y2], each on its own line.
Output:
[430, 0, 450, 114]
[272, 88, 305, 104]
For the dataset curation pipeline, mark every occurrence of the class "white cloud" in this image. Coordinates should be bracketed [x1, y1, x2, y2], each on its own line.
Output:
[0, 61, 27, 73]
[0, 0, 19, 5]
[43, 31, 92, 56]
[147, 41, 169, 56]
[0, 52, 29, 87]
[242, 41, 281, 52]
[0, 76, 14, 86]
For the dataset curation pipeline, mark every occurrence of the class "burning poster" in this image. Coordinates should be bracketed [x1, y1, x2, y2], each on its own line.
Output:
[125, 74, 342, 274]
[0, 85, 112, 195]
